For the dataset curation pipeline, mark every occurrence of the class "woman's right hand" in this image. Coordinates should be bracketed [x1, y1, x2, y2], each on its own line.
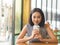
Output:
[30, 30, 37, 39]
[30, 29, 40, 39]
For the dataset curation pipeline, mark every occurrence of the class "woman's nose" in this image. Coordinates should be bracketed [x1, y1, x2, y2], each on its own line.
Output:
[35, 18, 38, 21]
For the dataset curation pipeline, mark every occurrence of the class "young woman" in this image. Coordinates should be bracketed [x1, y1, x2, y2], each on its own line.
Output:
[16, 8, 58, 44]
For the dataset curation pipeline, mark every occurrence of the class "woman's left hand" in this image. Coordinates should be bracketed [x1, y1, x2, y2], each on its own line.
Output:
[34, 31, 43, 39]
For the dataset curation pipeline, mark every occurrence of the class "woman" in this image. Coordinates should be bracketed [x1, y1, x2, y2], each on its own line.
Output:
[16, 8, 58, 44]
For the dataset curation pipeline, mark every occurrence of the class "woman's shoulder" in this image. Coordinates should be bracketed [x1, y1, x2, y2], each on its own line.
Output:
[23, 23, 30, 26]
[23, 24, 31, 29]
[44, 22, 53, 31]
[26, 23, 33, 27]
[44, 22, 50, 28]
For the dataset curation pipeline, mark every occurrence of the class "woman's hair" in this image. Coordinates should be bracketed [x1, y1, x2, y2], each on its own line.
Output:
[29, 8, 45, 27]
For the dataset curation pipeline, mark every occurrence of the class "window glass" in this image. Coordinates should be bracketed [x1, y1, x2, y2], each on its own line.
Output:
[31, 0, 60, 30]
[15, 0, 22, 34]
[0, 0, 13, 44]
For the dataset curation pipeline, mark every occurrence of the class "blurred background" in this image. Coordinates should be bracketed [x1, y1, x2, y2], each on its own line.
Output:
[0, 0, 60, 45]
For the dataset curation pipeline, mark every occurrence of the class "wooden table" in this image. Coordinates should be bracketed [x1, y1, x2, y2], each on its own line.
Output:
[16, 42, 58, 45]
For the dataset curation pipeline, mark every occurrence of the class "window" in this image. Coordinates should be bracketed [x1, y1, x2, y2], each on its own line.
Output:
[0, 0, 14, 44]
[31, 0, 60, 30]
[15, 0, 22, 34]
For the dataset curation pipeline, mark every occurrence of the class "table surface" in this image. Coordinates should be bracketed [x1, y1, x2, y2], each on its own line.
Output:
[16, 42, 59, 45]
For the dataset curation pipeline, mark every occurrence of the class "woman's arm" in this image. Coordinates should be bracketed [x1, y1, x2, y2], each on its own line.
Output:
[16, 25, 37, 44]
[39, 38, 58, 43]
[16, 25, 33, 44]
[39, 23, 58, 43]
[37, 23, 58, 43]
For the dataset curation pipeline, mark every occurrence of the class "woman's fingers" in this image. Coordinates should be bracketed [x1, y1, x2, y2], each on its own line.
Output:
[33, 29, 40, 34]
[31, 29, 42, 39]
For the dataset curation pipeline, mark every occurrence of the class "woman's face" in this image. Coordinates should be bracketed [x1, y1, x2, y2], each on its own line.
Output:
[32, 12, 42, 25]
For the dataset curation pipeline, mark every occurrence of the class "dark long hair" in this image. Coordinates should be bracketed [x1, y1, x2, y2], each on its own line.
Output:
[29, 8, 45, 27]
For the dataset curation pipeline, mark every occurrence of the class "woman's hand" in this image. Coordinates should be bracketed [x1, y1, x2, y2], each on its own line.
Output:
[30, 29, 37, 39]
[31, 29, 43, 39]
[34, 31, 43, 39]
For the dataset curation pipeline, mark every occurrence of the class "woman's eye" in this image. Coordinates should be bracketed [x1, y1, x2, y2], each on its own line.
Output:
[38, 16, 40, 18]
[33, 16, 36, 18]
